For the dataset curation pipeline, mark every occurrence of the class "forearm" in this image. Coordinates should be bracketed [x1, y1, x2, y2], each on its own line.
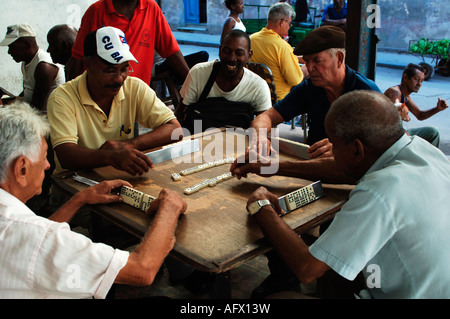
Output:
[115, 202, 181, 286]
[166, 51, 189, 81]
[254, 206, 329, 284]
[414, 107, 441, 121]
[48, 191, 86, 223]
[129, 120, 182, 151]
[55, 144, 115, 171]
[276, 158, 355, 184]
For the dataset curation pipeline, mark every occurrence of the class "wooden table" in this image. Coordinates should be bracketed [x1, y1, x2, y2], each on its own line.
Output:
[52, 129, 352, 275]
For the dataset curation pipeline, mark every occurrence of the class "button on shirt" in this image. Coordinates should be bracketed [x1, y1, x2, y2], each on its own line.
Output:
[0, 189, 129, 298]
[310, 134, 450, 298]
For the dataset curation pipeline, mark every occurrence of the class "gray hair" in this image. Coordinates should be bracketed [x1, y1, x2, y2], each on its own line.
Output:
[0, 102, 50, 183]
[326, 90, 404, 151]
[267, 2, 296, 23]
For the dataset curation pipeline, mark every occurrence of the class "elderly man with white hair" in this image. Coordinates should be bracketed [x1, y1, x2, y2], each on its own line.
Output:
[0, 102, 186, 298]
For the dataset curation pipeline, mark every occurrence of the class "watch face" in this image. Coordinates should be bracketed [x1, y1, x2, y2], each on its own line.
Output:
[248, 201, 260, 214]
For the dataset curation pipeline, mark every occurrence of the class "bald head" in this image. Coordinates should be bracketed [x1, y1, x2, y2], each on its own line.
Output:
[47, 24, 77, 65]
[326, 90, 404, 153]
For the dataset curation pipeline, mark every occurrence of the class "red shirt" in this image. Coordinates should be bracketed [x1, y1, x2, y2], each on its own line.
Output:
[72, 0, 180, 84]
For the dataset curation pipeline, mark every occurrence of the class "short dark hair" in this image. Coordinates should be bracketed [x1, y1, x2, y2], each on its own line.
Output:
[403, 63, 425, 78]
[224, 0, 238, 10]
[221, 29, 251, 51]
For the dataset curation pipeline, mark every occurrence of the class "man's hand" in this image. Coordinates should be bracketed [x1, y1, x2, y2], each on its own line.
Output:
[146, 188, 187, 217]
[307, 138, 333, 159]
[108, 148, 154, 175]
[248, 131, 275, 157]
[49, 179, 133, 223]
[247, 186, 284, 216]
[230, 149, 278, 179]
[77, 179, 133, 205]
[437, 98, 449, 112]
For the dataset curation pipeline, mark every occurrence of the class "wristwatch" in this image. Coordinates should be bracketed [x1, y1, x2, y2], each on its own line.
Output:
[247, 199, 273, 215]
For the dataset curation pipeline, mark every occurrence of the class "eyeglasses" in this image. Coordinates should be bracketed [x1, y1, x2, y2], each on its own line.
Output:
[281, 19, 293, 27]
[91, 59, 134, 78]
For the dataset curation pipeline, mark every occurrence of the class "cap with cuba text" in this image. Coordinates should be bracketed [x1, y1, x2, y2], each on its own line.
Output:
[84, 26, 138, 65]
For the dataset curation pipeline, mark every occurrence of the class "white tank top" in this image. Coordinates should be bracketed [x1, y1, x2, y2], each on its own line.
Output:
[229, 17, 246, 32]
[21, 49, 65, 104]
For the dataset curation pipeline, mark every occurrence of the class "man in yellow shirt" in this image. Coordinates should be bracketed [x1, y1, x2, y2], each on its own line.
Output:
[250, 2, 304, 101]
[47, 26, 182, 176]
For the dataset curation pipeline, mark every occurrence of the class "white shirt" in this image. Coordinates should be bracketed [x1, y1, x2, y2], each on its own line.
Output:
[0, 188, 129, 299]
[180, 61, 272, 113]
[22, 48, 65, 105]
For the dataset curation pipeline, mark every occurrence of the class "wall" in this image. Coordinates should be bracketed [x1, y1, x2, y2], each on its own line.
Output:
[0, 0, 95, 95]
[162, 0, 450, 51]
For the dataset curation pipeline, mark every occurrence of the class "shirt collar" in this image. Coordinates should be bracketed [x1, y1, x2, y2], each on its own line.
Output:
[364, 133, 412, 177]
[105, 0, 146, 14]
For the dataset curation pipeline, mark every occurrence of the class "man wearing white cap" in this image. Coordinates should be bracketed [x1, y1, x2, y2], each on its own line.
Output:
[0, 24, 65, 112]
[47, 26, 182, 177]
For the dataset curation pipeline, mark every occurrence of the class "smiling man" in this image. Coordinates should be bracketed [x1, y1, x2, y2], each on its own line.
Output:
[249, 26, 380, 160]
[47, 26, 182, 176]
[176, 29, 271, 131]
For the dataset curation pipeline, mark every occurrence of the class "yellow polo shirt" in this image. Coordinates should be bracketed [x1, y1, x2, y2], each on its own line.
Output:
[250, 28, 304, 101]
[47, 72, 175, 173]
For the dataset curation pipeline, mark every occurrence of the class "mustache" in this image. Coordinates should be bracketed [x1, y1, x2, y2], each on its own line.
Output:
[105, 83, 123, 90]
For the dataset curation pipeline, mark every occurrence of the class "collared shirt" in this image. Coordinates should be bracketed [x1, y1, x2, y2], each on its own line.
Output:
[310, 134, 450, 298]
[274, 65, 380, 144]
[0, 188, 129, 298]
[47, 72, 176, 173]
[250, 28, 304, 101]
[71, 0, 180, 84]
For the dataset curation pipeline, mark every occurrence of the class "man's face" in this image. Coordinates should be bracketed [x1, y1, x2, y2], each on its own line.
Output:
[26, 137, 50, 201]
[47, 37, 65, 65]
[303, 50, 340, 88]
[7, 38, 28, 63]
[404, 69, 424, 93]
[219, 36, 251, 78]
[325, 120, 356, 178]
[86, 57, 130, 98]
[334, 0, 344, 9]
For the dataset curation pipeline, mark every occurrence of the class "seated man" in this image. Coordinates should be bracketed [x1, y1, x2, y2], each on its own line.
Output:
[47, 26, 182, 177]
[0, 102, 186, 298]
[176, 29, 272, 131]
[47, 24, 78, 81]
[0, 24, 65, 111]
[250, 2, 304, 101]
[250, 26, 380, 159]
[384, 63, 448, 148]
[242, 91, 450, 298]
[321, 0, 347, 31]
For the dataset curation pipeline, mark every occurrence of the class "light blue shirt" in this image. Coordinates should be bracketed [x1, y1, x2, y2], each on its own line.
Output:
[310, 134, 450, 298]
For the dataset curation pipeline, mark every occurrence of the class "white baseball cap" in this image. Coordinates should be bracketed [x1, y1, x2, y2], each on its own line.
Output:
[84, 26, 138, 65]
[0, 24, 36, 46]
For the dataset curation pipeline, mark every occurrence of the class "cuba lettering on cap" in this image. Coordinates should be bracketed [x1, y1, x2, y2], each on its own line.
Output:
[95, 26, 138, 65]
